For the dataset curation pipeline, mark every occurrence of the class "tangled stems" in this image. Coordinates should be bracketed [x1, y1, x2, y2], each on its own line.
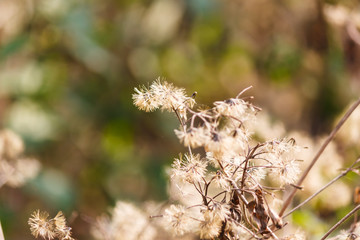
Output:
[133, 79, 360, 239]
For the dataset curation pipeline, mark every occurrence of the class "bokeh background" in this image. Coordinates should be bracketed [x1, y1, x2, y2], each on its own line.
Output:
[0, 0, 360, 239]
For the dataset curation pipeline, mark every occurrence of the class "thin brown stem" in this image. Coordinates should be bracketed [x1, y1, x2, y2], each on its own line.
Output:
[321, 204, 360, 240]
[279, 97, 360, 217]
[240, 145, 260, 190]
[284, 158, 360, 218]
[172, 107, 192, 155]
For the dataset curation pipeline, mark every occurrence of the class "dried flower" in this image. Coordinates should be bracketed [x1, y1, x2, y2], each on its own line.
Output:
[171, 153, 207, 184]
[174, 127, 207, 148]
[133, 79, 307, 239]
[199, 209, 222, 239]
[133, 78, 195, 115]
[29, 210, 56, 240]
[28, 210, 74, 240]
[163, 205, 192, 236]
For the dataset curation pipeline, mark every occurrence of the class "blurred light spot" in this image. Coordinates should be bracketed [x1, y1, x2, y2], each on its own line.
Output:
[0, 0, 28, 43]
[162, 43, 203, 83]
[19, 63, 44, 94]
[63, 8, 113, 74]
[301, 77, 318, 100]
[127, 47, 159, 80]
[219, 54, 256, 93]
[0, 62, 43, 96]
[28, 169, 75, 209]
[38, 0, 73, 18]
[6, 101, 59, 141]
[142, 0, 184, 44]
[106, 171, 146, 199]
[186, 0, 219, 15]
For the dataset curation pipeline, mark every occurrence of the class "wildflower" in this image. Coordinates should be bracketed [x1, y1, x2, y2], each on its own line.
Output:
[150, 79, 189, 111]
[132, 78, 195, 114]
[54, 212, 74, 240]
[171, 154, 207, 184]
[214, 98, 256, 124]
[163, 205, 192, 236]
[174, 127, 207, 148]
[28, 210, 74, 240]
[265, 139, 302, 186]
[199, 210, 223, 239]
[132, 86, 159, 112]
[133, 80, 307, 239]
[28, 210, 56, 240]
[212, 170, 231, 191]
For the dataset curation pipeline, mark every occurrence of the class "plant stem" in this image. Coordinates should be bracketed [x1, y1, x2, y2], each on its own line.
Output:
[279, 97, 360, 217]
[172, 107, 192, 155]
[283, 158, 360, 218]
[321, 204, 360, 240]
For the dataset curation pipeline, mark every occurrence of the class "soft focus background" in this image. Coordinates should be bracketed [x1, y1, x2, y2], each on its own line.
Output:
[0, 0, 360, 239]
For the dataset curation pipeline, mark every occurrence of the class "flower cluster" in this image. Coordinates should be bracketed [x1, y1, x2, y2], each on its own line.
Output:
[28, 210, 74, 240]
[0, 129, 40, 188]
[133, 79, 304, 239]
[133, 78, 195, 116]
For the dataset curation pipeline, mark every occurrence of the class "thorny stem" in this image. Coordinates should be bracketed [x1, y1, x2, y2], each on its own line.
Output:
[321, 204, 360, 240]
[284, 158, 360, 218]
[279, 97, 360, 217]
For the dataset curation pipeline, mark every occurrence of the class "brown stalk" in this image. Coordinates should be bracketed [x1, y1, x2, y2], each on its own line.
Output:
[279, 97, 360, 217]
[172, 107, 192, 156]
[321, 204, 360, 240]
[283, 158, 360, 218]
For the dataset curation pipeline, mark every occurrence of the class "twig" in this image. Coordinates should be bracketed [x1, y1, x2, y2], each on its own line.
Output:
[236, 86, 253, 98]
[240, 145, 260, 190]
[172, 107, 192, 155]
[283, 158, 360, 218]
[279, 97, 360, 217]
[321, 204, 360, 240]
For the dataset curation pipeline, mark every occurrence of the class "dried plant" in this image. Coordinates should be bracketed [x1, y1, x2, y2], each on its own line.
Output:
[132, 79, 305, 239]
[28, 210, 74, 240]
[131, 78, 360, 240]
[24, 79, 360, 240]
